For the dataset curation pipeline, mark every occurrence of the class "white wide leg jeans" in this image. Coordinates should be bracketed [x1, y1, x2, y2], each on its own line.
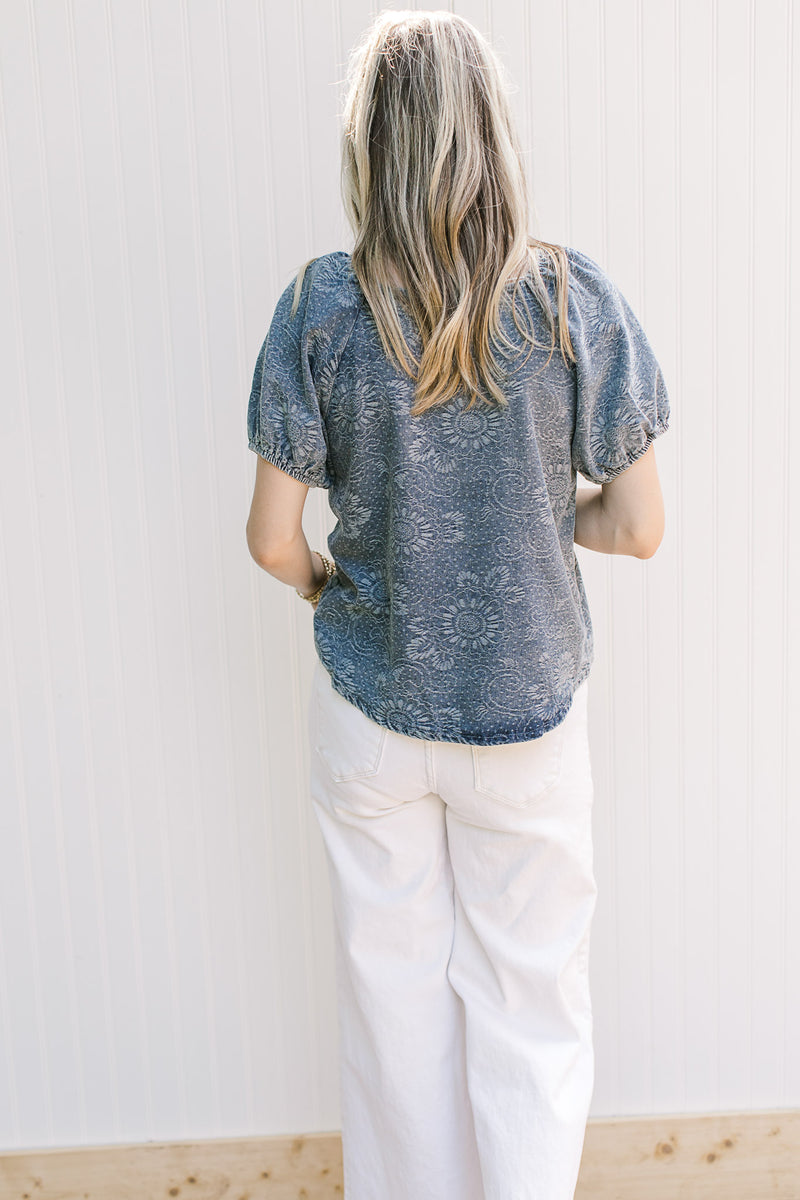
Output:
[307, 656, 597, 1200]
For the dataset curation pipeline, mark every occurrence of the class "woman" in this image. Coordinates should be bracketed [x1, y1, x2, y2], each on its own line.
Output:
[246, 10, 669, 1200]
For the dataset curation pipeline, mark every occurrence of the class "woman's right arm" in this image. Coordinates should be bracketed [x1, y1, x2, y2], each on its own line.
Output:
[574, 443, 666, 559]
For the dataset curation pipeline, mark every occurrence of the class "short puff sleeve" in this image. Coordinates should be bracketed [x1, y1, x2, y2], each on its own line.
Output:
[567, 247, 670, 484]
[247, 253, 357, 488]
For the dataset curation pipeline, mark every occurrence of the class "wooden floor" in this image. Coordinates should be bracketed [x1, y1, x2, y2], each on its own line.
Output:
[0, 1109, 798, 1198]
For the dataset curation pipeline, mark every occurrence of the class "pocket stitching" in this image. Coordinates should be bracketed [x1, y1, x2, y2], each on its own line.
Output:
[472, 723, 567, 808]
[313, 676, 388, 782]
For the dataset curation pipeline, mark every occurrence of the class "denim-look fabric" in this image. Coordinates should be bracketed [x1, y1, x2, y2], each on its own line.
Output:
[247, 247, 670, 745]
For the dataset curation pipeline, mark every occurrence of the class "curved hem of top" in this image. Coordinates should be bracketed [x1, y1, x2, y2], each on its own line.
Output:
[313, 652, 594, 746]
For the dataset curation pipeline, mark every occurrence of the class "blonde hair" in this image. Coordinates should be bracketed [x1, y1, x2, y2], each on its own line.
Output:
[298, 9, 575, 415]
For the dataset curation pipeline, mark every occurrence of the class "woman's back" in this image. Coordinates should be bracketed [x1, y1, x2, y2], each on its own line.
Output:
[247, 243, 670, 744]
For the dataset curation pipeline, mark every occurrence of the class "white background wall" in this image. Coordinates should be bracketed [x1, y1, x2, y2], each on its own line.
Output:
[1, 0, 798, 1151]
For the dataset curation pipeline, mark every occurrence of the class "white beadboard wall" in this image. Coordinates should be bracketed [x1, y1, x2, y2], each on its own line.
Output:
[0, 0, 798, 1151]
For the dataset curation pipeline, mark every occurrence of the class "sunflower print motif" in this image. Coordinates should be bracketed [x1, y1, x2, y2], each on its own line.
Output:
[247, 245, 670, 744]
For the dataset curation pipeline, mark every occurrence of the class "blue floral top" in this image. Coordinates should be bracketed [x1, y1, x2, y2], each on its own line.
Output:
[247, 247, 670, 744]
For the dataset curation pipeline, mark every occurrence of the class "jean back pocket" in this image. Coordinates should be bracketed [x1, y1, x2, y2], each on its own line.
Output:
[471, 720, 568, 808]
[313, 663, 388, 783]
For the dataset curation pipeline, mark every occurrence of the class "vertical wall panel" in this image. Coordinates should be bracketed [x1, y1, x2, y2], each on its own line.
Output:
[749, 0, 794, 1109]
[0, 0, 797, 1149]
[713, 0, 756, 1108]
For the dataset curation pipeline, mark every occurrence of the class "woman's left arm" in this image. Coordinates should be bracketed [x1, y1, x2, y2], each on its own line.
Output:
[246, 456, 329, 601]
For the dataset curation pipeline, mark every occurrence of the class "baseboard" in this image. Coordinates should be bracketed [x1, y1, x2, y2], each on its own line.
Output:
[1, 1109, 798, 1199]
[578, 1109, 800, 1198]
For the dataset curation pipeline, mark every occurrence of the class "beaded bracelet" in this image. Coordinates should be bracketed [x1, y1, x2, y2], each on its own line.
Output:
[296, 551, 336, 605]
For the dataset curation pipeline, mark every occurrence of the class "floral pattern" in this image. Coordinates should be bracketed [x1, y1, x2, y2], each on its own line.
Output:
[247, 246, 670, 744]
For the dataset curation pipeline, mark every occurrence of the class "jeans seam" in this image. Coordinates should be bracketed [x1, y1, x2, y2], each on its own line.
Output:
[424, 740, 437, 793]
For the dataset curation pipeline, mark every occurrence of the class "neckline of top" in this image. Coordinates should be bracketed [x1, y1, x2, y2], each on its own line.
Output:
[333, 248, 557, 296]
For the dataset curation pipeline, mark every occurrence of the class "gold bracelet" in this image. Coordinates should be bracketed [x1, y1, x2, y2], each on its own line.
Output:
[297, 551, 336, 605]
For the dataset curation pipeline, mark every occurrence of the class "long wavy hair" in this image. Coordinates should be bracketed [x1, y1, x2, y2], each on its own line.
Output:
[296, 9, 576, 415]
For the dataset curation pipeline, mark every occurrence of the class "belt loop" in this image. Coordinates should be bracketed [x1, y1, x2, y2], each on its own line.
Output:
[424, 740, 437, 793]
